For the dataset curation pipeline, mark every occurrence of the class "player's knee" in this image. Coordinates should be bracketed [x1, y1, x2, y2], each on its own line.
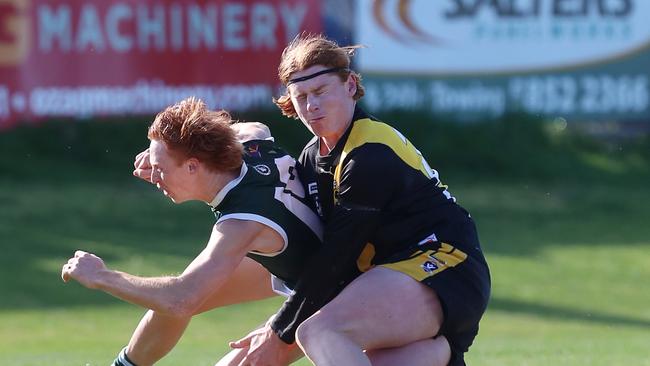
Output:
[296, 312, 339, 349]
[296, 309, 360, 349]
[295, 316, 320, 349]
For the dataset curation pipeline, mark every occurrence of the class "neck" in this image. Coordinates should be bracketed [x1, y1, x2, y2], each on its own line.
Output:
[319, 121, 351, 154]
[202, 166, 240, 204]
[319, 137, 337, 155]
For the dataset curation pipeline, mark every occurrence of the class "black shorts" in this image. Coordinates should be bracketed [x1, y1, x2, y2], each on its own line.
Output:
[379, 236, 491, 366]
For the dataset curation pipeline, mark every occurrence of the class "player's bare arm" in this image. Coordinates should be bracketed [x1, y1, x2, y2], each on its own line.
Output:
[61, 219, 282, 316]
[231, 121, 272, 142]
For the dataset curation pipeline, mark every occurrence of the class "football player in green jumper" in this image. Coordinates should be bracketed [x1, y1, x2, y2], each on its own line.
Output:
[62, 97, 322, 366]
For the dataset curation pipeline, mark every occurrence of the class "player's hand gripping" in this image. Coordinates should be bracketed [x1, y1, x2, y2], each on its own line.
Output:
[133, 148, 153, 183]
[61, 250, 108, 289]
[230, 322, 298, 366]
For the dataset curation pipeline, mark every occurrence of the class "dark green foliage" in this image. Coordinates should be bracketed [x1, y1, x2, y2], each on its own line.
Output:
[1, 111, 647, 185]
[0, 117, 151, 183]
[375, 110, 649, 184]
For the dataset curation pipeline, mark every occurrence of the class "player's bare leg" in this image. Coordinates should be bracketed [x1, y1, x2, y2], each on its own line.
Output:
[295, 266, 450, 366]
[121, 258, 276, 366]
[122, 311, 190, 366]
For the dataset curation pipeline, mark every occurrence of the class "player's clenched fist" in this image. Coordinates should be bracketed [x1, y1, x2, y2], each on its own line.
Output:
[133, 148, 153, 183]
[61, 250, 107, 289]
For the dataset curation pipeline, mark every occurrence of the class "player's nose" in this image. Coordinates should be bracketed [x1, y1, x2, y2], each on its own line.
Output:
[306, 95, 320, 112]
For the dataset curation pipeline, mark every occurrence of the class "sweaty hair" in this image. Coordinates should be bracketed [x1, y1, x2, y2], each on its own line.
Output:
[148, 97, 243, 172]
[274, 33, 365, 118]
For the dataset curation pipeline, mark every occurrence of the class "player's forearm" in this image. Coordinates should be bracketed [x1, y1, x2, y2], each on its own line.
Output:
[95, 270, 201, 316]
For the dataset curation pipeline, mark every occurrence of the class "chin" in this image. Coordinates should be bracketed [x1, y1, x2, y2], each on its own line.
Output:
[309, 125, 328, 138]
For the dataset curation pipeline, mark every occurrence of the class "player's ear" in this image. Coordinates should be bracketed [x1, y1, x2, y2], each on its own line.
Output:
[346, 74, 357, 97]
[187, 158, 199, 174]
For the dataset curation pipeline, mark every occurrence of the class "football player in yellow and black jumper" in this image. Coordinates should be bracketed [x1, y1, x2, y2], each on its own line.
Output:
[234, 35, 491, 366]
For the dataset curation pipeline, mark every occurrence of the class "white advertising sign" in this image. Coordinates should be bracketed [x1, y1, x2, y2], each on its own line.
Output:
[355, 0, 650, 74]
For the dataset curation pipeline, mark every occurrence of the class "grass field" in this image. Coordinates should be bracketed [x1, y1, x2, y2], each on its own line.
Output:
[1, 118, 649, 365]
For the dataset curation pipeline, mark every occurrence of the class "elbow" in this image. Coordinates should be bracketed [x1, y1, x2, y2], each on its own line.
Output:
[160, 298, 198, 317]
[155, 276, 209, 316]
[159, 294, 203, 317]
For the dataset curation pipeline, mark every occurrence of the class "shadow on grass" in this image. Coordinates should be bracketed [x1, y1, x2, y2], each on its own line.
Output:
[489, 297, 650, 330]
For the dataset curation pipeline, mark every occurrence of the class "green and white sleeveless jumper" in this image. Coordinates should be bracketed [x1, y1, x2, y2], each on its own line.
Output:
[209, 140, 323, 294]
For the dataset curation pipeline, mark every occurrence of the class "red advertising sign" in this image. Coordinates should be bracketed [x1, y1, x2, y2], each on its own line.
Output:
[0, 0, 322, 129]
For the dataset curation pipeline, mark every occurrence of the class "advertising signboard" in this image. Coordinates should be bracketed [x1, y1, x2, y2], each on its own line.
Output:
[0, 0, 322, 129]
[355, 0, 650, 122]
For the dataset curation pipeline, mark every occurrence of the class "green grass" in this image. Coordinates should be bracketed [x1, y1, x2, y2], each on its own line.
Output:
[461, 182, 650, 366]
[1, 117, 649, 365]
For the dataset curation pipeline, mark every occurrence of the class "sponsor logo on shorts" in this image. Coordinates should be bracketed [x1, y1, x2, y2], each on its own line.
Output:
[428, 253, 446, 266]
[253, 164, 271, 175]
[422, 260, 438, 273]
[418, 232, 438, 245]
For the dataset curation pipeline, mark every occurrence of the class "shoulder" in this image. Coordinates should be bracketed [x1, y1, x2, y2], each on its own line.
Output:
[212, 218, 266, 243]
[232, 122, 272, 143]
[243, 139, 292, 164]
[298, 136, 319, 163]
[341, 117, 404, 167]
[343, 118, 431, 175]
[341, 143, 397, 177]
[302, 136, 319, 155]
[214, 217, 264, 230]
[346, 118, 404, 151]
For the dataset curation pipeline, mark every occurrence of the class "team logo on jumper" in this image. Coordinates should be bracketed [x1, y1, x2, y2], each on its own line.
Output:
[422, 260, 438, 273]
[245, 144, 261, 158]
[308, 182, 318, 195]
[253, 164, 271, 175]
[307, 182, 322, 217]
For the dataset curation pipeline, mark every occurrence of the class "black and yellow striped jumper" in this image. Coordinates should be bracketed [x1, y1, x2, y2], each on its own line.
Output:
[272, 107, 491, 366]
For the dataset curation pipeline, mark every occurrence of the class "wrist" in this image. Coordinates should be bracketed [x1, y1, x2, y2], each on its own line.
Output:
[270, 322, 295, 345]
[93, 269, 116, 290]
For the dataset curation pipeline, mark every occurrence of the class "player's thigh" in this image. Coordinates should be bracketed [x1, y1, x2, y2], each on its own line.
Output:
[313, 266, 443, 349]
[366, 337, 451, 366]
[196, 257, 277, 313]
